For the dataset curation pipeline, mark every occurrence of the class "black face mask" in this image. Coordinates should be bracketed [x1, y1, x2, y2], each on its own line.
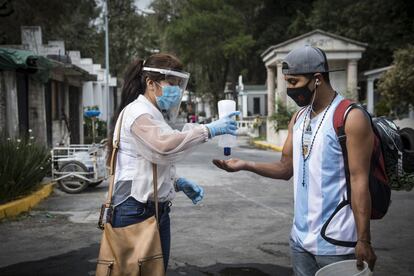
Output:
[287, 78, 315, 107]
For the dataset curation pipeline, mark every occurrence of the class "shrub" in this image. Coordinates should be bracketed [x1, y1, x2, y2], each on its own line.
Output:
[252, 116, 264, 129]
[377, 45, 414, 117]
[268, 101, 295, 132]
[0, 134, 51, 204]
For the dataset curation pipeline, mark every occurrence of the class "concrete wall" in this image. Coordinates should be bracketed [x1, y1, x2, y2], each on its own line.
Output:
[78, 89, 84, 144]
[82, 82, 94, 107]
[52, 120, 67, 146]
[247, 93, 267, 116]
[329, 60, 348, 96]
[266, 119, 289, 146]
[28, 78, 47, 145]
[93, 83, 101, 119]
[0, 72, 6, 134]
[0, 71, 19, 138]
[195, 98, 212, 119]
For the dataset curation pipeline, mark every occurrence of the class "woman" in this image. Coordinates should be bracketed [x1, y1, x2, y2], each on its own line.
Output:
[107, 53, 239, 271]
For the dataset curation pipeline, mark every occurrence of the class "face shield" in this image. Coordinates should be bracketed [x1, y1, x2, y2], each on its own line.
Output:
[143, 67, 190, 123]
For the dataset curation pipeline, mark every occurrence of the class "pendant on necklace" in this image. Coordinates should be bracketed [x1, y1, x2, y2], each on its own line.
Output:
[302, 145, 309, 156]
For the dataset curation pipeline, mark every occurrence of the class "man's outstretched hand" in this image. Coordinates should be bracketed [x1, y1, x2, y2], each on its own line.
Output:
[212, 158, 247, 172]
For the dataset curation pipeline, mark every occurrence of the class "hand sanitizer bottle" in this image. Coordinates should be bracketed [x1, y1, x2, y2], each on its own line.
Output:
[218, 100, 237, 156]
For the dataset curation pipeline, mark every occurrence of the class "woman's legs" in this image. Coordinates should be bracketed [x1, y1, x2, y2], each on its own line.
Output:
[158, 206, 171, 269]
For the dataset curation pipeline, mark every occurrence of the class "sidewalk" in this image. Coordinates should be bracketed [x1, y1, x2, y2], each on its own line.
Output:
[252, 140, 283, 152]
[0, 182, 54, 220]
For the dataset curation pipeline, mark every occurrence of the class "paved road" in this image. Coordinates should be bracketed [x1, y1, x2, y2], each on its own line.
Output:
[0, 137, 413, 275]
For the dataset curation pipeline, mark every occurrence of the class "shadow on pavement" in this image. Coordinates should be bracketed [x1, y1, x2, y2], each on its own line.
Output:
[0, 243, 292, 276]
[169, 263, 292, 276]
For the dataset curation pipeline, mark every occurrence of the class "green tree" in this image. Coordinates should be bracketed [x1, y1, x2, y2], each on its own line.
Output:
[239, 0, 314, 84]
[152, 0, 255, 114]
[306, 0, 414, 71]
[377, 45, 414, 117]
[151, 0, 315, 87]
[0, 0, 159, 79]
[0, 0, 101, 58]
[97, 0, 160, 77]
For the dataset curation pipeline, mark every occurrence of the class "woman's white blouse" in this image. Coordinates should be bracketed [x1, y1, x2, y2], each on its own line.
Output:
[112, 95, 208, 205]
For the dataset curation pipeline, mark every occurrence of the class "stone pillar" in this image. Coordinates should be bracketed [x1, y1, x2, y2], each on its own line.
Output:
[0, 71, 19, 138]
[21, 26, 43, 54]
[0, 72, 6, 134]
[28, 79, 47, 145]
[409, 106, 414, 119]
[276, 62, 287, 106]
[266, 66, 275, 116]
[242, 92, 248, 118]
[94, 84, 104, 121]
[79, 87, 84, 144]
[347, 59, 358, 100]
[367, 78, 374, 114]
[238, 91, 248, 117]
[82, 82, 94, 107]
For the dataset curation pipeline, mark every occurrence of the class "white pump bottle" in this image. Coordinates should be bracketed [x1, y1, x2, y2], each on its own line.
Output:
[218, 100, 237, 156]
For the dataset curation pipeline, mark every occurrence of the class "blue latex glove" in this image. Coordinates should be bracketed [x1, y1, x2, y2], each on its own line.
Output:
[176, 178, 204, 204]
[206, 111, 240, 138]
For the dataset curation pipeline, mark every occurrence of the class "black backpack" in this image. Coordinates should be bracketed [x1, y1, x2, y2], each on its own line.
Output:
[321, 99, 397, 247]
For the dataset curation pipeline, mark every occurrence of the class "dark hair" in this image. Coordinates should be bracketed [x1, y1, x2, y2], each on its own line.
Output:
[107, 53, 183, 164]
[321, 72, 330, 83]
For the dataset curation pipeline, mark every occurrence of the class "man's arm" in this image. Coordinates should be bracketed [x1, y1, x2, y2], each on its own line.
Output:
[212, 113, 295, 180]
[345, 108, 377, 271]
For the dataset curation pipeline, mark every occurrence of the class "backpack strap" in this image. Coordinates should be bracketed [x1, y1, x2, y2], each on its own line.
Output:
[294, 106, 308, 124]
[333, 99, 356, 137]
[333, 99, 358, 203]
[320, 99, 359, 248]
[322, 101, 385, 247]
[334, 99, 373, 199]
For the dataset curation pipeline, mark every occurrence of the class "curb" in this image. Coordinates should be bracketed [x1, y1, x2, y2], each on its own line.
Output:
[0, 182, 55, 220]
[252, 140, 283, 152]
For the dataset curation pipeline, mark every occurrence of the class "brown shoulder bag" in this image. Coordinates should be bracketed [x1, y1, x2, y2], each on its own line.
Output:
[96, 110, 165, 276]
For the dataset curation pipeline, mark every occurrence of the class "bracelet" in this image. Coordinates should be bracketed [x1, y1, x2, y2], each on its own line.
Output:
[357, 239, 371, 244]
[205, 126, 212, 138]
[173, 178, 180, 192]
[203, 126, 210, 141]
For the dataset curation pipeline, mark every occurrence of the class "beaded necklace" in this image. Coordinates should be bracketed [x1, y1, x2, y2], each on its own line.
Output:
[301, 91, 337, 186]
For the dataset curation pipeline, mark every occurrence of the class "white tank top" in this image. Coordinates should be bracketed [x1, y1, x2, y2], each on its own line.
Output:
[291, 94, 357, 255]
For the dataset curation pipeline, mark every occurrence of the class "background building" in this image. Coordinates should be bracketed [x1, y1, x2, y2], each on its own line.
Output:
[0, 26, 117, 146]
[261, 29, 367, 144]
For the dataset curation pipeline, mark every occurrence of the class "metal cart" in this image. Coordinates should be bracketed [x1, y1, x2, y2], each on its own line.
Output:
[51, 142, 108, 193]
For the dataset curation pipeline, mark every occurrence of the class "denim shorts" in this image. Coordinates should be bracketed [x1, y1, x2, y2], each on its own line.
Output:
[110, 197, 171, 227]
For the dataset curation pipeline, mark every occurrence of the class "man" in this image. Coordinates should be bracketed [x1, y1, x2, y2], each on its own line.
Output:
[213, 46, 377, 275]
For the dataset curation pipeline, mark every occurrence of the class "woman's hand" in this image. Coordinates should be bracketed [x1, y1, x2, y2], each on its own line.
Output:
[212, 158, 247, 172]
[175, 178, 204, 204]
[205, 111, 240, 138]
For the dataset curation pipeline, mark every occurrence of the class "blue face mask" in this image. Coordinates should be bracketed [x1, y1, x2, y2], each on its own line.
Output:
[155, 84, 182, 111]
